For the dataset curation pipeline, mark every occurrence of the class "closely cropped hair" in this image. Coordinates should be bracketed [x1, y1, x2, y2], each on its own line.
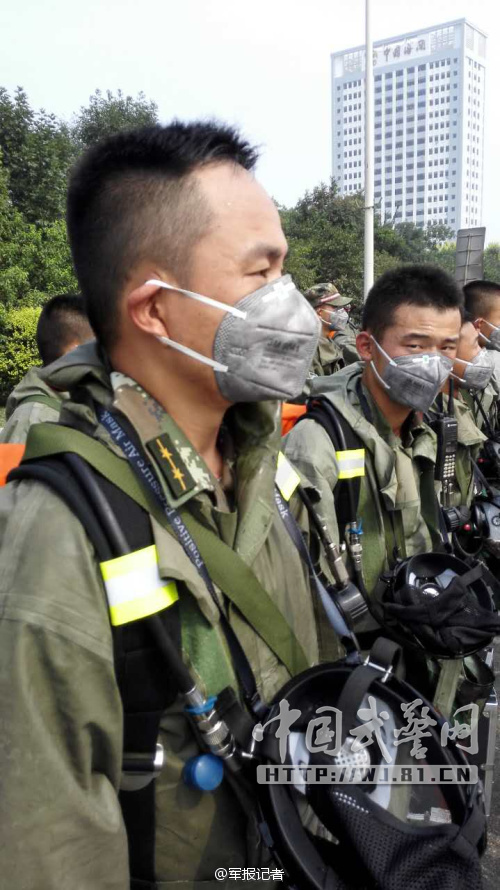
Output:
[36, 294, 92, 366]
[362, 265, 464, 339]
[66, 121, 259, 349]
[463, 279, 500, 321]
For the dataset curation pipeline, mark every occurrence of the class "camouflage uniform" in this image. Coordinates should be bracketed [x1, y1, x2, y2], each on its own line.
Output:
[284, 362, 439, 602]
[0, 341, 338, 890]
[304, 283, 358, 377]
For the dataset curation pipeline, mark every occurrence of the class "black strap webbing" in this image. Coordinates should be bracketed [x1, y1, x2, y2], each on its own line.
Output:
[10, 456, 180, 885]
[299, 397, 363, 540]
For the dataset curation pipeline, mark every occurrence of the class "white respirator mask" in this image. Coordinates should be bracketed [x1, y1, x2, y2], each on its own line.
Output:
[147, 275, 321, 403]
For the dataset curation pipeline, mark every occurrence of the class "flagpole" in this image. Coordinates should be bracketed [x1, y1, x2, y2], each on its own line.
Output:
[364, 0, 374, 299]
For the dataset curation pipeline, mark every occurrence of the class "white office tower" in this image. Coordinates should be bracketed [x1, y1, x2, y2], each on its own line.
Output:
[331, 20, 486, 233]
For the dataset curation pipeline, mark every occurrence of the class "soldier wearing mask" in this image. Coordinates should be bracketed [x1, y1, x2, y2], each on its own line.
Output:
[304, 282, 359, 376]
[463, 279, 500, 432]
[0, 122, 335, 889]
[284, 265, 463, 603]
[428, 320, 493, 507]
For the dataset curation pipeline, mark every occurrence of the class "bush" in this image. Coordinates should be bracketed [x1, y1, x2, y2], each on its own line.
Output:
[0, 306, 41, 401]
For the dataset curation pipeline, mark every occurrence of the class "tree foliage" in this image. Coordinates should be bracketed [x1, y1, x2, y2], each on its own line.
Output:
[0, 86, 498, 399]
[281, 180, 456, 318]
[72, 89, 159, 149]
[0, 87, 76, 224]
[0, 305, 40, 400]
[0, 86, 161, 397]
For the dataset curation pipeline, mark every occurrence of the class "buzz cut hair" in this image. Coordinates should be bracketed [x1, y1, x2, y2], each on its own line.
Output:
[66, 121, 259, 349]
[362, 264, 464, 340]
[463, 279, 500, 322]
[36, 294, 92, 366]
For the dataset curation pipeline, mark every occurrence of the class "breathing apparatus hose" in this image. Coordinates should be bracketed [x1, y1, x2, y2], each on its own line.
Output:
[312, 401, 370, 602]
[59, 454, 241, 775]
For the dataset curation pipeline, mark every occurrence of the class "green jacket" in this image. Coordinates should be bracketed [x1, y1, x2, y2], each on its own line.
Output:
[283, 362, 439, 603]
[332, 326, 359, 366]
[0, 343, 336, 889]
[462, 381, 499, 436]
[309, 335, 345, 378]
[0, 366, 65, 443]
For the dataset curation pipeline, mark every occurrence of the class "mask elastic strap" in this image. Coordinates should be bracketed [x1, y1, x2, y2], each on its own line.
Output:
[478, 330, 492, 347]
[370, 360, 391, 390]
[157, 335, 228, 373]
[146, 279, 247, 320]
[450, 372, 467, 384]
[370, 335, 393, 389]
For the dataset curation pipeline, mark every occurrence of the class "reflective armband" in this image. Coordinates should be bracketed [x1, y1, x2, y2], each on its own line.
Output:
[335, 448, 365, 479]
[276, 452, 301, 501]
[100, 544, 179, 626]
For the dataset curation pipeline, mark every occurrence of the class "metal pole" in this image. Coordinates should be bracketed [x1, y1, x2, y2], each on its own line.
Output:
[364, 0, 374, 299]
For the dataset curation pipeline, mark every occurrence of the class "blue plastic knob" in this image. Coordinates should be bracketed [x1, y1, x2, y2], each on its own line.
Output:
[183, 754, 224, 791]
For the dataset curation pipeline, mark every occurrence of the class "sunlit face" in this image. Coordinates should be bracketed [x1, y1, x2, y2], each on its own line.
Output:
[152, 163, 288, 402]
[358, 303, 461, 360]
[357, 303, 462, 404]
[317, 304, 351, 330]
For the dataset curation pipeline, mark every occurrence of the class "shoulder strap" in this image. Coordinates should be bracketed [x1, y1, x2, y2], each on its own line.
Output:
[9, 451, 180, 886]
[19, 393, 62, 412]
[21, 422, 309, 678]
[301, 397, 364, 541]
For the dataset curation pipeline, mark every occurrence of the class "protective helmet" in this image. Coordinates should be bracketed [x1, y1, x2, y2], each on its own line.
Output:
[255, 639, 486, 890]
[304, 283, 351, 309]
[375, 552, 500, 658]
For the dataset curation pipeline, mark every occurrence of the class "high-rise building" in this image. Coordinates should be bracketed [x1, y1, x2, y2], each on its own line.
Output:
[331, 19, 486, 233]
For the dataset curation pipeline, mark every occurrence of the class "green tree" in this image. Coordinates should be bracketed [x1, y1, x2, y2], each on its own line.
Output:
[484, 244, 500, 282]
[0, 305, 40, 399]
[72, 89, 159, 148]
[0, 87, 75, 224]
[280, 180, 454, 315]
[0, 156, 77, 308]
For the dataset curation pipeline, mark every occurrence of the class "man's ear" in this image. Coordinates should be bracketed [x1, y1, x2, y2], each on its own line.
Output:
[126, 282, 170, 339]
[472, 316, 483, 331]
[356, 331, 373, 362]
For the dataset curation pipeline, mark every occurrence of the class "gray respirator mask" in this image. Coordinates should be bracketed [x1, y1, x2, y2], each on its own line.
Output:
[147, 275, 321, 403]
[451, 348, 495, 391]
[370, 337, 453, 413]
[324, 308, 349, 332]
[480, 321, 500, 352]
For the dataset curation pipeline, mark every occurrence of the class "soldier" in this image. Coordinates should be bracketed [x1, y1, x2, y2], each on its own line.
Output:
[0, 121, 335, 889]
[463, 278, 500, 407]
[284, 265, 463, 608]
[429, 320, 491, 508]
[0, 293, 93, 443]
[304, 282, 358, 376]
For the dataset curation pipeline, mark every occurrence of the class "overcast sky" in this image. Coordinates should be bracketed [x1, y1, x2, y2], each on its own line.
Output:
[2, 0, 499, 240]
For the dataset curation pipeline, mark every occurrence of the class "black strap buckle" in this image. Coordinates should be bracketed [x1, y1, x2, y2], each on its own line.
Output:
[121, 742, 164, 792]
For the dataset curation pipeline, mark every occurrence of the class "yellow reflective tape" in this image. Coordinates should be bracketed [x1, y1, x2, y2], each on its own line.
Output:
[101, 544, 159, 582]
[108, 582, 178, 626]
[276, 451, 301, 501]
[335, 448, 365, 479]
[100, 545, 179, 626]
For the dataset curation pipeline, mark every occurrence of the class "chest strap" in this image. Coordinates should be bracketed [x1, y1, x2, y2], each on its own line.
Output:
[21, 421, 309, 679]
[19, 392, 62, 412]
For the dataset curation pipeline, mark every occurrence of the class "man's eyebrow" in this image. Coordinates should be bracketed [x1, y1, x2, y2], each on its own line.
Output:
[401, 332, 432, 340]
[401, 332, 459, 343]
[241, 243, 287, 264]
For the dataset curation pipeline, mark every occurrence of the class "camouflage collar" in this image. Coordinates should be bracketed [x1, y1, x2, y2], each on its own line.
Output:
[110, 372, 220, 508]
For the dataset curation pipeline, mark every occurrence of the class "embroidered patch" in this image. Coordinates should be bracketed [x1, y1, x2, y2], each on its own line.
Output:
[147, 433, 197, 498]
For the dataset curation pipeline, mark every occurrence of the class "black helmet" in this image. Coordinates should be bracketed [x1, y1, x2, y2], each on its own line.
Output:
[375, 552, 500, 658]
[255, 639, 486, 890]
